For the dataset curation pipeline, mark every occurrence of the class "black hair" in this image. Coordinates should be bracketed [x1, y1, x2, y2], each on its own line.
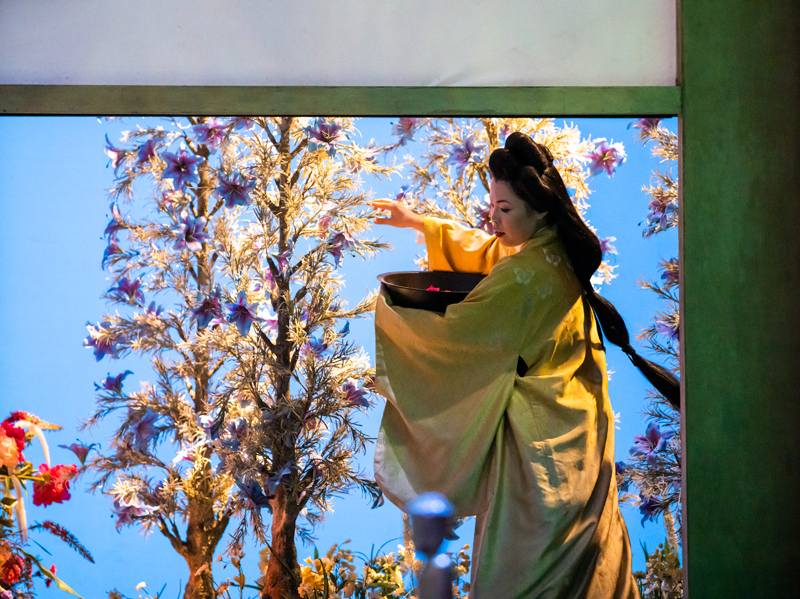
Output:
[489, 132, 680, 408]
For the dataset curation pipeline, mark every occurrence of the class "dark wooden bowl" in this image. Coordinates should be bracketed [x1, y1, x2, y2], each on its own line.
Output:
[378, 271, 486, 312]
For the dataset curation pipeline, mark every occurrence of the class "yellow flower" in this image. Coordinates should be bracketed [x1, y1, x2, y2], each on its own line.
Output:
[300, 564, 324, 590]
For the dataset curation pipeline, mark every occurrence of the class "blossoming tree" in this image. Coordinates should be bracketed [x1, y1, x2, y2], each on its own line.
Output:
[614, 119, 682, 598]
[381, 117, 622, 286]
[83, 117, 396, 599]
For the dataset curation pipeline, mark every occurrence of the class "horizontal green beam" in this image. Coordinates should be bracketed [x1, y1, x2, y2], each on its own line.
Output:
[0, 85, 680, 117]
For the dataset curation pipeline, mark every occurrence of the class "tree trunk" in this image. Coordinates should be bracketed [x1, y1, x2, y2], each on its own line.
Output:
[260, 117, 302, 599]
[261, 485, 301, 599]
[176, 485, 231, 599]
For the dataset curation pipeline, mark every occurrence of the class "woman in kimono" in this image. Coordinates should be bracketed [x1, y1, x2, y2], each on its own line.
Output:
[369, 132, 679, 599]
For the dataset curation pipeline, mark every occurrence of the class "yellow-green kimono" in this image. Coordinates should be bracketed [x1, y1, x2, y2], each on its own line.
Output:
[374, 217, 638, 599]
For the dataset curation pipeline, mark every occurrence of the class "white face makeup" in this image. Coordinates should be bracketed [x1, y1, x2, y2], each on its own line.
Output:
[489, 179, 545, 248]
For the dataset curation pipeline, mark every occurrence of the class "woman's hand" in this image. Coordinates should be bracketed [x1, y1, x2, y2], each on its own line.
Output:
[368, 199, 425, 232]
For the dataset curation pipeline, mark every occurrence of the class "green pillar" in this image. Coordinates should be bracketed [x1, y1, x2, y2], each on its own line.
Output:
[681, 3, 800, 597]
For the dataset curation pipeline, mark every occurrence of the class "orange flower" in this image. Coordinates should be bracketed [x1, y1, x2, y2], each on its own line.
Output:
[0, 553, 27, 585]
[0, 422, 24, 469]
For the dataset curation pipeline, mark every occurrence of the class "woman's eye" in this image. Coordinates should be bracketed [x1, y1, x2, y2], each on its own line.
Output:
[500, 209, 510, 213]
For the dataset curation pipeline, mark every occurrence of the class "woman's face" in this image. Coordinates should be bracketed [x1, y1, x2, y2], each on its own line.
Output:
[489, 179, 545, 248]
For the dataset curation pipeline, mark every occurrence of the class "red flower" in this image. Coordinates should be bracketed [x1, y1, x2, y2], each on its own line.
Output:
[33, 464, 77, 507]
[1, 421, 26, 454]
[45, 564, 56, 587]
[3, 411, 36, 425]
[0, 553, 27, 585]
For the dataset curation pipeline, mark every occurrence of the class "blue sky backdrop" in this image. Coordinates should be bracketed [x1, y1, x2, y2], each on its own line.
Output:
[0, 116, 677, 598]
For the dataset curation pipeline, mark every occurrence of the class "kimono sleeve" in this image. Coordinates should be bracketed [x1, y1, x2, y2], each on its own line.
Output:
[373, 255, 541, 515]
[423, 217, 517, 274]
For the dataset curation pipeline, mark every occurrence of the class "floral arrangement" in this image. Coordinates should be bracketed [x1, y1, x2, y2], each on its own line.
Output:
[208, 538, 470, 599]
[0, 412, 92, 598]
[85, 117, 397, 599]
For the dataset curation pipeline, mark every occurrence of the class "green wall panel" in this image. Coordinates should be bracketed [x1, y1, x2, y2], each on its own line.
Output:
[0, 85, 679, 117]
[681, 2, 800, 597]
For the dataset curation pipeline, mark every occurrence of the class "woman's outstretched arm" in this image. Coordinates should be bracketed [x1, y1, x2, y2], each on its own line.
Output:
[368, 199, 514, 273]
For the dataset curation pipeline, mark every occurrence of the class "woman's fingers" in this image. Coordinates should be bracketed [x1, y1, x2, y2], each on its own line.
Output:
[367, 199, 424, 231]
[367, 200, 399, 225]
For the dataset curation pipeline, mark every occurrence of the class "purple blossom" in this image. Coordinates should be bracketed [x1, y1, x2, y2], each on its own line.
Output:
[58, 440, 99, 466]
[172, 209, 212, 252]
[583, 138, 626, 177]
[656, 316, 680, 352]
[630, 422, 675, 465]
[133, 301, 165, 331]
[131, 408, 158, 451]
[259, 310, 278, 335]
[498, 122, 512, 144]
[225, 290, 265, 336]
[628, 118, 662, 141]
[192, 286, 224, 329]
[215, 170, 256, 208]
[270, 248, 293, 278]
[143, 301, 163, 317]
[599, 236, 618, 257]
[445, 135, 485, 178]
[615, 461, 629, 492]
[192, 119, 227, 151]
[172, 445, 200, 465]
[84, 321, 126, 361]
[311, 201, 337, 239]
[646, 198, 678, 230]
[655, 317, 679, 342]
[395, 185, 414, 205]
[101, 236, 125, 269]
[108, 276, 145, 305]
[301, 336, 328, 359]
[392, 118, 422, 146]
[104, 204, 127, 238]
[94, 370, 134, 394]
[111, 495, 158, 531]
[266, 463, 293, 495]
[340, 378, 369, 408]
[638, 493, 663, 526]
[325, 229, 359, 268]
[104, 134, 128, 175]
[198, 414, 223, 441]
[261, 269, 278, 294]
[161, 150, 203, 189]
[661, 258, 679, 289]
[229, 117, 254, 131]
[316, 214, 334, 239]
[226, 417, 249, 440]
[303, 118, 349, 157]
[136, 138, 158, 165]
[361, 138, 384, 164]
[235, 478, 272, 510]
[475, 198, 495, 235]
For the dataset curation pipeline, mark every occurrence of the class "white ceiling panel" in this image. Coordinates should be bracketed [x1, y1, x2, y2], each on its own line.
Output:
[0, 0, 677, 86]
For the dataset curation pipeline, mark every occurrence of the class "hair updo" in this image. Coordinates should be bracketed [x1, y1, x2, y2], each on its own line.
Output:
[490, 132, 680, 408]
